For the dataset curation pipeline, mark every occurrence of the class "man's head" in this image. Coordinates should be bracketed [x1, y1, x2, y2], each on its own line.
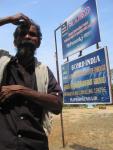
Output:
[13, 20, 42, 58]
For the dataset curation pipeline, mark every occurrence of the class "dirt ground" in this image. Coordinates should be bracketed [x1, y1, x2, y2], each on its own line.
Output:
[48, 106, 113, 150]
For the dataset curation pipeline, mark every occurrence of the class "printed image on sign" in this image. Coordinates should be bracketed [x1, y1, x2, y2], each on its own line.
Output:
[62, 48, 112, 104]
[61, 0, 100, 58]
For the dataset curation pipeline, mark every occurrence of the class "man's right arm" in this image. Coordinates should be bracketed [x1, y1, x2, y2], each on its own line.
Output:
[0, 16, 12, 26]
[0, 13, 31, 26]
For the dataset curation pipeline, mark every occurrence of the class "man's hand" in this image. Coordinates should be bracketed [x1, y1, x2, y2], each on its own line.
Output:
[0, 85, 30, 103]
[9, 13, 31, 25]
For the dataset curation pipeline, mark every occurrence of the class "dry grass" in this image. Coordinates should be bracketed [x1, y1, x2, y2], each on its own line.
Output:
[48, 106, 113, 150]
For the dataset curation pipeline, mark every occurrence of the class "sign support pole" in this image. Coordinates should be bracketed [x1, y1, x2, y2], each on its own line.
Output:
[54, 26, 65, 148]
[96, 42, 100, 49]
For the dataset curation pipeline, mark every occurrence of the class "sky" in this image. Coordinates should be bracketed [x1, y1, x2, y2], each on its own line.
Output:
[0, 0, 113, 82]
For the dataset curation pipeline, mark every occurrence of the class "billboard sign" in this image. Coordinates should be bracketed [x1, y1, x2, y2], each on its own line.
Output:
[62, 47, 112, 104]
[61, 0, 100, 58]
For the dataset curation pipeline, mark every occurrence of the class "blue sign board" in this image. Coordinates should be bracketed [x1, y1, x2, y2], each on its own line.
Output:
[61, 0, 100, 59]
[62, 48, 112, 104]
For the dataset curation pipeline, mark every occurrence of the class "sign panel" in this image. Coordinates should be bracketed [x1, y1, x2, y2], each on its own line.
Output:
[62, 47, 112, 104]
[61, 0, 100, 58]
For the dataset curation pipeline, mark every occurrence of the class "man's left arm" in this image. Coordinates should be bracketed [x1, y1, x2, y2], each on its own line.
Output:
[0, 69, 63, 114]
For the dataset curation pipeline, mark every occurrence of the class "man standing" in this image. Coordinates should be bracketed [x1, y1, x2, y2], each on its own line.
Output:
[0, 13, 63, 150]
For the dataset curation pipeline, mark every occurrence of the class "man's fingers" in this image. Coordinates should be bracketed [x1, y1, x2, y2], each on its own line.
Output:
[11, 13, 31, 26]
[0, 95, 6, 103]
[0, 90, 15, 103]
[17, 13, 31, 24]
[0, 91, 9, 102]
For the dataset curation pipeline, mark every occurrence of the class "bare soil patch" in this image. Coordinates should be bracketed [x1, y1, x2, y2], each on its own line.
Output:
[48, 106, 113, 150]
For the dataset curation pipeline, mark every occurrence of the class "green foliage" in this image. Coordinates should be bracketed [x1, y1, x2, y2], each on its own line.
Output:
[63, 104, 87, 109]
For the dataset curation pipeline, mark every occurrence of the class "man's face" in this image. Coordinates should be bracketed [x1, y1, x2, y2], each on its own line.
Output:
[15, 25, 39, 56]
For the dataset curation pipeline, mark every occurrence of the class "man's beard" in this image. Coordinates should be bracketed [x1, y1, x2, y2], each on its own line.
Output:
[16, 39, 36, 65]
[16, 39, 36, 57]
